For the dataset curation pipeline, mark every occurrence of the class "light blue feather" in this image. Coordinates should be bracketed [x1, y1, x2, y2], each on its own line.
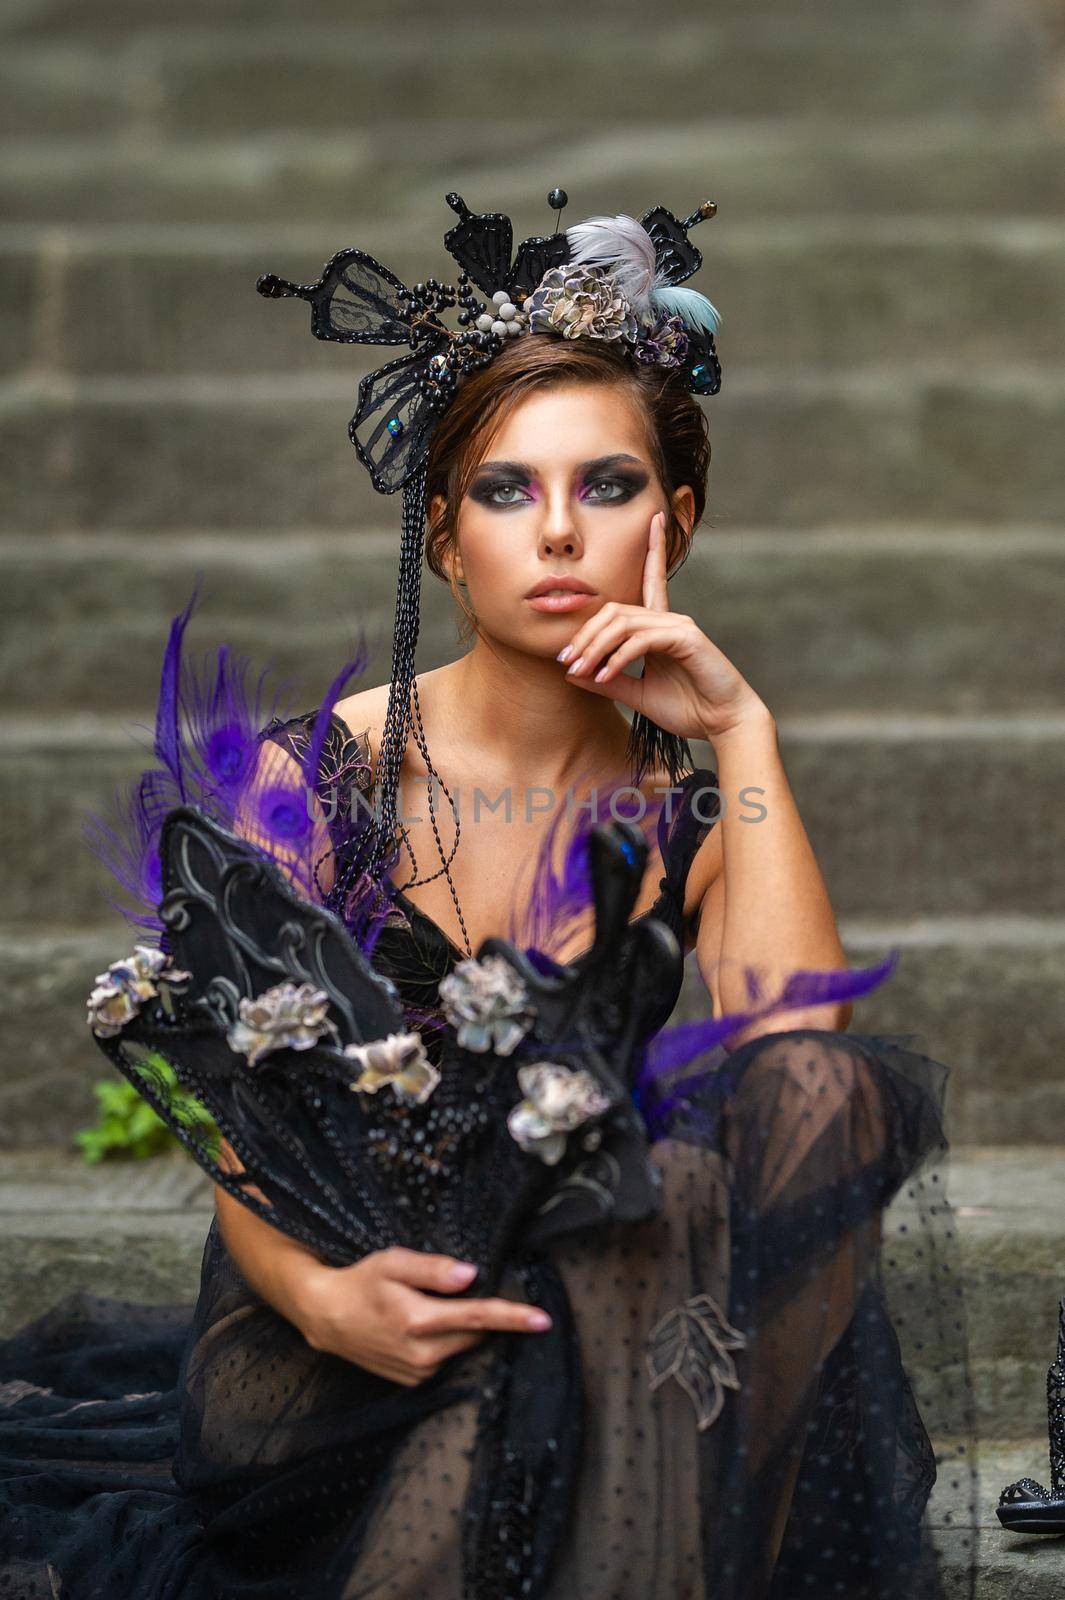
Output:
[648, 284, 722, 336]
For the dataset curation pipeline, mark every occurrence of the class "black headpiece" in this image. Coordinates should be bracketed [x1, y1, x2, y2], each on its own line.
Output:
[255, 190, 723, 954]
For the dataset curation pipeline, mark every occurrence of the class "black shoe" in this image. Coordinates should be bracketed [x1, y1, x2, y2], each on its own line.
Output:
[997, 1293, 1065, 1534]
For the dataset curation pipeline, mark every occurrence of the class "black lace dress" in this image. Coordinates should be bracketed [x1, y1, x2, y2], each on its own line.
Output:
[0, 708, 979, 1600]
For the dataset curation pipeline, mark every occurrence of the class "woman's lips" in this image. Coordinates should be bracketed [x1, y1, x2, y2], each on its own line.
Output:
[525, 591, 597, 613]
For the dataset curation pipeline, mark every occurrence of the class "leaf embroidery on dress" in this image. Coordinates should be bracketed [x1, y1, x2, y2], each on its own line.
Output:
[645, 1291, 747, 1431]
[0, 1379, 55, 1407]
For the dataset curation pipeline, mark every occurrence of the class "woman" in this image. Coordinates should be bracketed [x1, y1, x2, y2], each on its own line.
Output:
[0, 197, 976, 1598]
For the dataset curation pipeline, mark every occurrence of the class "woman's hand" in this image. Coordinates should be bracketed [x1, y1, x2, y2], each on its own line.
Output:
[297, 1246, 553, 1387]
[557, 510, 767, 744]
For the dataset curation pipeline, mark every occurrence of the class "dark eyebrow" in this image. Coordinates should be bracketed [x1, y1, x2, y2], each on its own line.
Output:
[472, 453, 649, 478]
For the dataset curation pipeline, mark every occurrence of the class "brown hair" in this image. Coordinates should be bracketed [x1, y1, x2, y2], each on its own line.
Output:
[423, 334, 712, 644]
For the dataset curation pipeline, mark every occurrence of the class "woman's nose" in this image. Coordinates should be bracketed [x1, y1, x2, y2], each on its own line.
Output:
[538, 495, 583, 555]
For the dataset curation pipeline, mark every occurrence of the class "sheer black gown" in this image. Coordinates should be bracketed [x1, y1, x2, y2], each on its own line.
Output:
[0, 708, 979, 1599]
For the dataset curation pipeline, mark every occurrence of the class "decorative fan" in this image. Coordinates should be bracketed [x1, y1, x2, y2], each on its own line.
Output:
[86, 802, 674, 1282]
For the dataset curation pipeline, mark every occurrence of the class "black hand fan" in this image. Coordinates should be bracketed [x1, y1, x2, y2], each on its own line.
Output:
[87, 802, 679, 1293]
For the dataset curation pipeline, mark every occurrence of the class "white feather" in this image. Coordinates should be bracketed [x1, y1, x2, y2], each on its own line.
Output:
[564, 214, 659, 313]
[648, 284, 722, 336]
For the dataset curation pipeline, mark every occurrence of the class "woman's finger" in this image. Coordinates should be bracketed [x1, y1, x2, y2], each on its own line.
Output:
[565, 610, 684, 682]
[583, 631, 671, 687]
[412, 1292, 552, 1337]
[379, 1248, 481, 1294]
[642, 511, 671, 614]
[557, 600, 640, 671]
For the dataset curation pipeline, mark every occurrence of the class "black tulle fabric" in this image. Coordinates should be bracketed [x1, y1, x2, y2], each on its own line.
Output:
[0, 710, 979, 1599]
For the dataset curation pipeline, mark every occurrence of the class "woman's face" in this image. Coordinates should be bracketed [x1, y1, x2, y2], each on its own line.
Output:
[435, 382, 695, 654]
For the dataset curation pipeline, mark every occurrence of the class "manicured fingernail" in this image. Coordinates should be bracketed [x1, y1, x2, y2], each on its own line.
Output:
[529, 1311, 552, 1330]
[556, 645, 574, 663]
[450, 1262, 477, 1285]
[593, 666, 610, 682]
[566, 656, 584, 675]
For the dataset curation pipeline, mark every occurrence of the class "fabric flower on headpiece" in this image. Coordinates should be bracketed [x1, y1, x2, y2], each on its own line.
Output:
[87, 944, 192, 1038]
[226, 980, 340, 1067]
[634, 313, 690, 368]
[342, 1031, 440, 1104]
[525, 265, 639, 345]
[507, 1061, 614, 1166]
[438, 953, 534, 1055]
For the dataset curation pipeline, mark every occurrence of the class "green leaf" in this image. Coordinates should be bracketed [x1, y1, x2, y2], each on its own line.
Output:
[74, 1055, 220, 1165]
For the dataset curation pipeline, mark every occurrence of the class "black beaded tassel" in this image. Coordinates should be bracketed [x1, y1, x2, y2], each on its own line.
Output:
[325, 464, 427, 921]
[374, 462, 427, 872]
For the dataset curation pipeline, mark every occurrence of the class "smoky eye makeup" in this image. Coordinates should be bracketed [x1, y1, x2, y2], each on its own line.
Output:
[467, 471, 536, 508]
[467, 457, 651, 509]
[577, 467, 649, 502]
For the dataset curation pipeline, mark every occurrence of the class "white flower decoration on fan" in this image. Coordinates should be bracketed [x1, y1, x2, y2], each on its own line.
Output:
[438, 953, 535, 1055]
[86, 943, 192, 1038]
[223, 978, 440, 1103]
[507, 1061, 614, 1167]
[226, 980, 341, 1066]
[342, 1032, 441, 1105]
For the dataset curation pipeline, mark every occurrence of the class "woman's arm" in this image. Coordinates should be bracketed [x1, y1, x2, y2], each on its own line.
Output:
[213, 1172, 333, 1339]
[693, 702, 853, 1046]
[553, 509, 854, 1047]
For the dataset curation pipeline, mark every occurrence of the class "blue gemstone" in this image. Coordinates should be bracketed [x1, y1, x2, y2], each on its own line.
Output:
[620, 837, 637, 865]
[387, 417, 404, 437]
[691, 363, 706, 380]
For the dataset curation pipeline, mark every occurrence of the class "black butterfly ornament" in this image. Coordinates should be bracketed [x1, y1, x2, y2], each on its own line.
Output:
[255, 246, 436, 348]
[442, 191, 570, 298]
[638, 200, 722, 396]
[639, 200, 717, 287]
[256, 244, 482, 493]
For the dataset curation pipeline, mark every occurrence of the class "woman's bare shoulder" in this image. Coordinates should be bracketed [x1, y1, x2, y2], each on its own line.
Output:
[333, 670, 451, 767]
[332, 684, 389, 761]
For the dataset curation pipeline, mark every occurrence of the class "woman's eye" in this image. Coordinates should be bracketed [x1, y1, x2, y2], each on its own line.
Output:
[583, 477, 631, 502]
[490, 483, 528, 505]
[471, 481, 529, 507]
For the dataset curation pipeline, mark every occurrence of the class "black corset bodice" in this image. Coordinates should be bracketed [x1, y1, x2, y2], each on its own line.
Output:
[259, 708, 721, 1060]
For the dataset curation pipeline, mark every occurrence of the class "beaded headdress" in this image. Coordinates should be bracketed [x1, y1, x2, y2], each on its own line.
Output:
[255, 188, 724, 941]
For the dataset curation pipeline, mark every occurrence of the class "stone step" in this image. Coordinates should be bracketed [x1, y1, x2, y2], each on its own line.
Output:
[2, 912, 1063, 1148]
[0, 17, 1044, 142]
[3, 115, 1064, 227]
[2, 713, 1063, 930]
[4, 365, 1064, 530]
[2, 528, 1061, 717]
[7, 217, 1065, 376]
[0, 1146, 1062, 1444]
[975, 1519, 1065, 1599]
[0, 0, 995, 40]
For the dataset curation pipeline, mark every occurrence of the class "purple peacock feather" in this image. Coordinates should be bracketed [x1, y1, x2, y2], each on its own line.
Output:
[82, 582, 378, 943]
[633, 949, 902, 1140]
[506, 761, 670, 961]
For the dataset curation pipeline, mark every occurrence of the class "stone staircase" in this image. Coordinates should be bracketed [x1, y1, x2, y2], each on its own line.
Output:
[1, 0, 1063, 1590]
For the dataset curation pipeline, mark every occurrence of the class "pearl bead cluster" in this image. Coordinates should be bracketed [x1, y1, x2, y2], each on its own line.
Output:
[475, 289, 528, 340]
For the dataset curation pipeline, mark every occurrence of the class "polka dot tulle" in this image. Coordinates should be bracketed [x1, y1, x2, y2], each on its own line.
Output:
[0, 717, 979, 1598]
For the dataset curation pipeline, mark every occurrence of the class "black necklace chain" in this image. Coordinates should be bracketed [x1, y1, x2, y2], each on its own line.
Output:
[402, 674, 474, 959]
